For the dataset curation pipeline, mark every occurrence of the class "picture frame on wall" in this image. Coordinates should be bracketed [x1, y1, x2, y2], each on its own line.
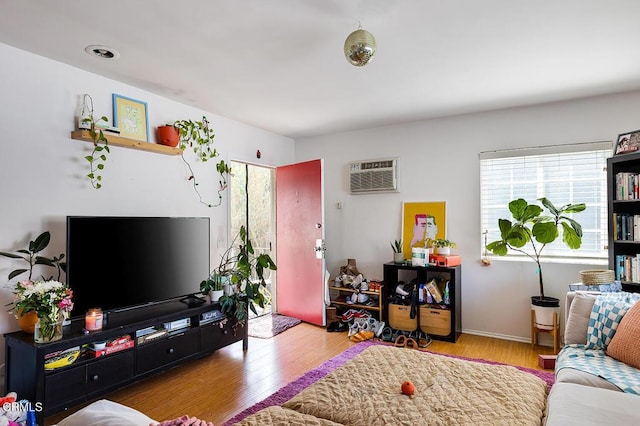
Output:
[401, 201, 447, 258]
[112, 94, 149, 142]
[614, 130, 640, 156]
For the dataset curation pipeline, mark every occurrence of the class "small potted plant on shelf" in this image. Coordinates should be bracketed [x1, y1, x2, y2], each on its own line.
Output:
[171, 116, 232, 207]
[216, 226, 277, 329]
[485, 197, 585, 328]
[390, 239, 403, 263]
[200, 272, 225, 303]
[156, 124, 180, 147]
[428, 239, 457, 256]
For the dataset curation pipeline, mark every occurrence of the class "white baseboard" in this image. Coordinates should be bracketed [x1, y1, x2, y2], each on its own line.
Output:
[461, 328, 556, 348]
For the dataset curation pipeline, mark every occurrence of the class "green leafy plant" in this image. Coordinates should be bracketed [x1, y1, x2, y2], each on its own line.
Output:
[390, 240, 402, 253]
[81, 94, 110, 189]
[217, 226, 277, 327]
[428, 238, 457, 249]
[172, 116, 232, 207]
[200, 272, 225, 294]
[0, 231, 66, 282]
[485, 197, 585, 300]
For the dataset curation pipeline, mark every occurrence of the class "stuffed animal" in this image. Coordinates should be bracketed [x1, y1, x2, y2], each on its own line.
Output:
[0, 393, 28, 426]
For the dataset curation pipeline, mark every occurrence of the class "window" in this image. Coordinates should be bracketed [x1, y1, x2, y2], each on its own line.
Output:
[480, 141, 610, 262]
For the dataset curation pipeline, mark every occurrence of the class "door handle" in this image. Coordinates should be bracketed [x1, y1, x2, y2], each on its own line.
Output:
[314, 239, 326, 259]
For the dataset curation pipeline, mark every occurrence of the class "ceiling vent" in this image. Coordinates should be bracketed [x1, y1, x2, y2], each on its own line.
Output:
[349, 158, 398, 194]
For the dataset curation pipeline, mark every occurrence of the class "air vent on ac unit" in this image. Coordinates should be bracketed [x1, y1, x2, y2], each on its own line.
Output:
[349, 158, 398, 194]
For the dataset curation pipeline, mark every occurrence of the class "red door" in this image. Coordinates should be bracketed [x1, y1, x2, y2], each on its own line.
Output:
[276, 159, 326, 326]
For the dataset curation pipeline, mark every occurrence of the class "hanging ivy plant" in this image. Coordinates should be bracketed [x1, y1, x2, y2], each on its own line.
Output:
[173, 116, 232, 207]
[81, 94, 110, 189]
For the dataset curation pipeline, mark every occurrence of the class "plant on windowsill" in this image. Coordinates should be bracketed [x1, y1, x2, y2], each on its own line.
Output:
[216, 226, 277, 329]
[80, 94, 110, 189]
[172, 116, 233, 207]
[485, 197, 585, 320]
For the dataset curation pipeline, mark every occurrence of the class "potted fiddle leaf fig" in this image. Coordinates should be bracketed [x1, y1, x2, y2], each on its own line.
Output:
[485, 197, 585, 327]
[172, 116, 232, 207]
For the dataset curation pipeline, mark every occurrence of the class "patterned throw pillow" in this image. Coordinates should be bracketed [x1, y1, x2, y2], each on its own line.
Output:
[607, 301, 640, 369]
[585, 292, 640, 350]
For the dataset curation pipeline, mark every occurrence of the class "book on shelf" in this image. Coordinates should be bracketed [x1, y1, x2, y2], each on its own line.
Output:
[85, 335, 134, 358]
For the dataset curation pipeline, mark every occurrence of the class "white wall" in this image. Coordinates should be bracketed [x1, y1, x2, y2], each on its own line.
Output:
[296, 90, 640, 343]
[0, 43, 295, 366]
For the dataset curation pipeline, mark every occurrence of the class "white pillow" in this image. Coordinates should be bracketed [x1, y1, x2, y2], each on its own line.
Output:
[564, 292, 597, 345]
[56, 399, 157, 426]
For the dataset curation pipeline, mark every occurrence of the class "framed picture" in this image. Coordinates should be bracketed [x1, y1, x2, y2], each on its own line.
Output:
[112, 94, 149, 142]
[614, 130, 640, 156]
[401, 201, 447, 258]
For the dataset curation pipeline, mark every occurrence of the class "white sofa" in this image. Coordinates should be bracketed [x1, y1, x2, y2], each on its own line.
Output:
[545, 291, 640, 425]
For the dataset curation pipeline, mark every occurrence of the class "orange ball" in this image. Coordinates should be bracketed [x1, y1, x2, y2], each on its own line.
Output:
[401, 380, 415, 396]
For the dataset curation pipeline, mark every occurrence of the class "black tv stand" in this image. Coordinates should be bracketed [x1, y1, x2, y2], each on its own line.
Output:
[4, 300, 247, 425]
[180, 295, 206, 307]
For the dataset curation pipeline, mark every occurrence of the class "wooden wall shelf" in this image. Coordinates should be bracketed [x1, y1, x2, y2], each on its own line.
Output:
[71, 130, 183, 156]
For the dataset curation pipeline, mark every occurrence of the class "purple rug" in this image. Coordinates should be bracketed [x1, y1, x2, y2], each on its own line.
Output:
[222, 340, 555, 425]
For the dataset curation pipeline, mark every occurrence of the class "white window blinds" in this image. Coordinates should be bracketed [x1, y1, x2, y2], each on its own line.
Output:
[480, 141, 611, 262]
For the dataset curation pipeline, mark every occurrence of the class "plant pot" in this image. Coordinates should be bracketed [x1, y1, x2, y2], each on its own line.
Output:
[210, 289, 224, 303]
[436, 247, 451, 256]
[531, 296, 560, 330]
[393, 252, 404, 263]
[156, 125, 180, 147]
[18, 310, 38, 334]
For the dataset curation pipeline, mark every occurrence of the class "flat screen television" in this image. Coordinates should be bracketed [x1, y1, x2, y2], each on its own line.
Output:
[66, 216, 210, 318]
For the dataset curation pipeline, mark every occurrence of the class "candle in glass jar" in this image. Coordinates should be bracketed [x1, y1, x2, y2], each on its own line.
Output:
[85, 308, 103, 331]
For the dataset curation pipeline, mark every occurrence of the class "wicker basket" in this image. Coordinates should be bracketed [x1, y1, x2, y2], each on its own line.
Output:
[579, 269, 615, 285]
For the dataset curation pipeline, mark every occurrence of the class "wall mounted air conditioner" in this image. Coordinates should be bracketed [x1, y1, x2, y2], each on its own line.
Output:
[349, 158, 398, 194]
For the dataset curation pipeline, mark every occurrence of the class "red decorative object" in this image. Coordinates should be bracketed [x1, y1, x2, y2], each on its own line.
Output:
[156, 125, 180, 147]
[256, 149, 261, 159]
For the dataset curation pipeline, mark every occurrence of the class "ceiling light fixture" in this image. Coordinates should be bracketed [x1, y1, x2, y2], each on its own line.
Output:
[344, 23, 376, 67]
[84, 45, 120, 60]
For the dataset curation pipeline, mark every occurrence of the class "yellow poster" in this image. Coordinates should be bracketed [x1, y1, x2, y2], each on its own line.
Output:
[401, 201, 447, 257]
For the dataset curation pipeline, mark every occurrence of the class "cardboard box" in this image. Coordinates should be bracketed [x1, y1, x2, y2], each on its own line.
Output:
[429, 254, 461, 267]
[425, 279, 443, 303]
[538, 354, 557, 369]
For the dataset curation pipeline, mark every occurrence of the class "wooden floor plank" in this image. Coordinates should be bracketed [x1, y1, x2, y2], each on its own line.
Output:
[44, 323, 555, 425]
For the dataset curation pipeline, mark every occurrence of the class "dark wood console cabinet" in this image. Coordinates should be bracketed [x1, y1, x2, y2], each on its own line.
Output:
[383, 262, 461, 342]
[4, 300, 247, 424]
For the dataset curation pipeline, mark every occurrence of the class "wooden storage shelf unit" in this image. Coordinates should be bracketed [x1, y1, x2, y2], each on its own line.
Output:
[608, 151, 640, 292]
[330, 285, 385, 318]
[383, 262, 461, 342]
[71, 130, 183, 156]
[4, 300, 246, 425]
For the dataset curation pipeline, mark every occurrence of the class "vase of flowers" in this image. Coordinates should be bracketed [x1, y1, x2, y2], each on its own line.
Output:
[10, 280, 74, 343]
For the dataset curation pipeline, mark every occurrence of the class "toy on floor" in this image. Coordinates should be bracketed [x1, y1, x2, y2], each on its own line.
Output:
[401, 380, 416, 397]
[0, 392, 29, 426]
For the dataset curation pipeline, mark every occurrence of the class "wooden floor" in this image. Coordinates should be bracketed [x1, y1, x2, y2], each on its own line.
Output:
[44, 323, 556, 425]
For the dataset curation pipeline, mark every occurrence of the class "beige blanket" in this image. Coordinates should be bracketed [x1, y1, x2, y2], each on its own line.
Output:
[236, 345, 548, 425]
[283, 345, 548, 426]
